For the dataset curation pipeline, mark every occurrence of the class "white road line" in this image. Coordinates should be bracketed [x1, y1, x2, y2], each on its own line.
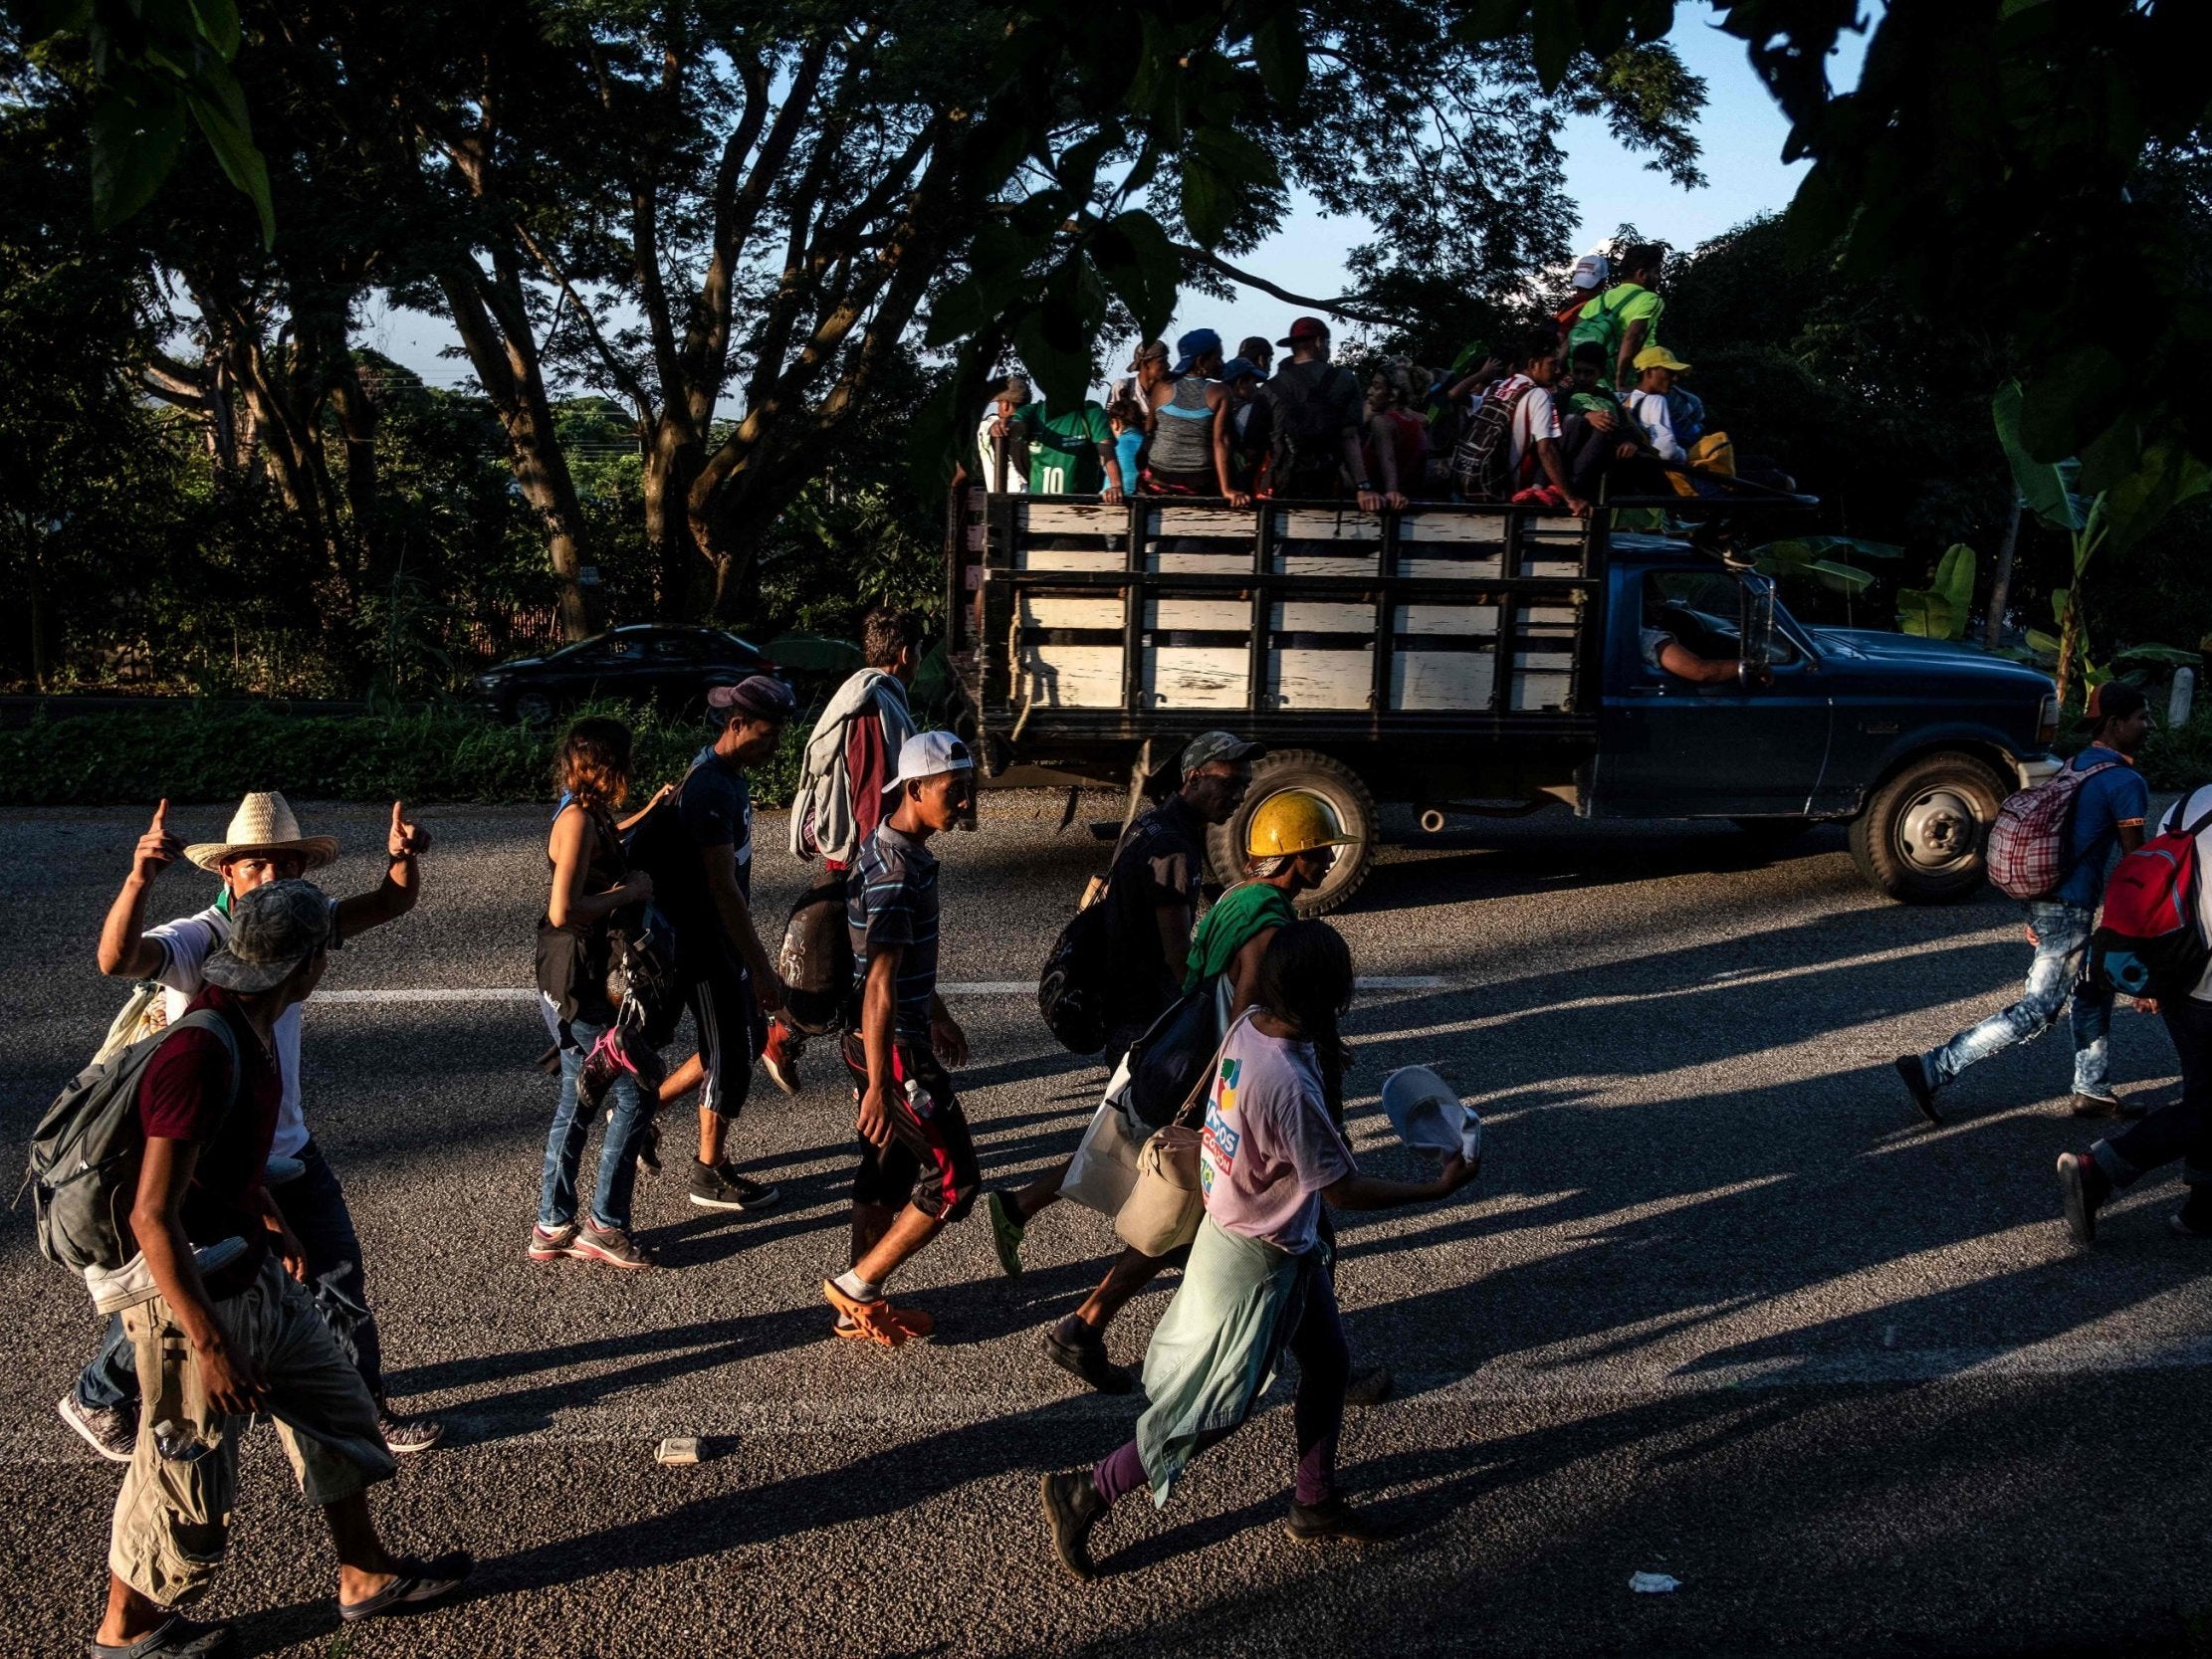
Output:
[319, 975, 1451, 1005]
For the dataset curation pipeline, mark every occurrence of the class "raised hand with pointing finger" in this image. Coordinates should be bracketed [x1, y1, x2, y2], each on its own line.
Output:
[132, 799, 184, 886]
[386, 800, 432, 862]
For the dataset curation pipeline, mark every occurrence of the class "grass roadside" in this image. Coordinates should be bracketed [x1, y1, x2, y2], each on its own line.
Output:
[0, 701, 806, 809]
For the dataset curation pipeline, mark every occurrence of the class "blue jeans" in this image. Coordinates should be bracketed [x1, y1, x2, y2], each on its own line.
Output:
[77, 1138, 385, 1411]
[539, 1017, 647, 1233]
[1926, 900, 2112, 1097]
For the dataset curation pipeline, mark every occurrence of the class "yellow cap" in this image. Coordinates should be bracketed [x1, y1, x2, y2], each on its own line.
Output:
[1246, 790, 1360, 859]
[1634, 344, 1690, 373]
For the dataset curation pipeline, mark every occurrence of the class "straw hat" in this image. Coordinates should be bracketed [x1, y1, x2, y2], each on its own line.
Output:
[184, 792, 339, 874]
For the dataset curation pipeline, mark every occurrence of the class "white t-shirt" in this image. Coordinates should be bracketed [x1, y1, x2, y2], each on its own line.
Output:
[1495, 374, 1561, 485]
[975, 412, 1028, 493]
[2157, 784, 2212, 1001]
[1628, 388, 1682, 461]
[144, 898, 342, 1159]
[1197, 1012, 1355, 1254]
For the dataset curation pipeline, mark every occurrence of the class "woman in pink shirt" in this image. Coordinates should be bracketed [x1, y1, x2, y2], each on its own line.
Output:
[1037, 922, 1482, 1578]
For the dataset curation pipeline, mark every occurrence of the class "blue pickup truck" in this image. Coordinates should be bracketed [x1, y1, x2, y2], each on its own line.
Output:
[946, 491, 2059, 913]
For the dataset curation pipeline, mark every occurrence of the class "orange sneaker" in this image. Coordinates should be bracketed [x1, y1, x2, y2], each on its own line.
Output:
[822, 1280, 933, 1346]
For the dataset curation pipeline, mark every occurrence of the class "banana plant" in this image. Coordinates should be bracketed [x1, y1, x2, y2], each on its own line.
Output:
[1895, 543, 1978, 640]
[1751, 535, 1893, 625]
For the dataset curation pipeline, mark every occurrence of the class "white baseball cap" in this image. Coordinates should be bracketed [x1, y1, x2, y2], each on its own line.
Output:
[1570, 252, 1610, 292]
[884, 729, 976, 793]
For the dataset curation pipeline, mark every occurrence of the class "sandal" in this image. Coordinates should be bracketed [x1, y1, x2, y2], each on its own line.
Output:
[87, 1616, 233, 1658]
[337, 1552, 473, 1623]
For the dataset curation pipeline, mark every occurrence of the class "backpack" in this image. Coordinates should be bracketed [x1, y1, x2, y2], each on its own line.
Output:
[2090, 804, 2212, 998]
[777, 870, 854, 1037]
[1449, 381, 1533, 502]
[1265, 362, 1358, 494]
[1563, 285, 1640, 372]
[23, 1009, 241, 1284]
[1985, 760, 2119, 901]
[620, 763, 704, 892]
[1037, 894, 1114, 1055]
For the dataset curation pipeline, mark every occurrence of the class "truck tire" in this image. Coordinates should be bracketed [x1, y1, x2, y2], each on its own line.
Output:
[1209, 749, 1378, 918]
[1848, 751, 2007, 904]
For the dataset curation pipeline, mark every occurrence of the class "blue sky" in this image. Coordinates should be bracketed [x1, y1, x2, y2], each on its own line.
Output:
[358, 4, 1871, 393]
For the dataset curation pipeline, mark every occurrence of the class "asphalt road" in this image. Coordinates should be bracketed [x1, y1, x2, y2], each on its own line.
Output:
[4, 798, 2209, 1659]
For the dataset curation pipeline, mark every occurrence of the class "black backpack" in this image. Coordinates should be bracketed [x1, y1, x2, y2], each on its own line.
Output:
[1265, 362, 1358, 494]
[1037, 898, 1114, 1055]
[1449, 381, 1531, 501]
[24, 1010, 241, 1282]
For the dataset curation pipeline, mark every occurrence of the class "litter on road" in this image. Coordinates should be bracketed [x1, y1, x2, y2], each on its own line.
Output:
[1630, 1572, 1681, 1594]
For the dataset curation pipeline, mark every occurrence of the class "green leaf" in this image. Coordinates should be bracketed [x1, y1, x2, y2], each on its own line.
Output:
[2101, 441, 2212, 554]
[2111, 643, 2202, 668]
[2026, 628, 2063, 656]
[1089, 210, 1180, 343]
[90, 90, 187, 229]
[1895, 589, 1954, 639]
[1251, 11, 1307, 104]
[184, 87, 273, 247]
[1807, 558, 1875, 593]
[1181, 125, 1278, 247]
[1932, 542, 1976, 627]
[183, 0, 242, 60]
[2052, 586, 2069, 624]
[1992, 380, 2083, 530]
[923, 278, 991, 350]
[2019, 346, 2127, 465]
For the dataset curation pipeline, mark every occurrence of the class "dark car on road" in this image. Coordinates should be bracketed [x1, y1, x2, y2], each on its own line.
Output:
[474, 624, 774, 725]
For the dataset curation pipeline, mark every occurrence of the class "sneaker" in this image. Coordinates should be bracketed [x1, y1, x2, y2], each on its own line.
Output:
[986, 1190, 1027, 1279]
[1039, 1469, 1108, 1580]
[378, 1410, 445, 1455]
[2058, 1150, 2111, 1247]
[688, 1159, 781, 1212]
[762, 1020, 805, 1096]
[831, 1303, 936, 1343]
[1041, 1321, 1136, 1394]
[58, 1393, 135, 1463]
[1893, 1054, 1941, 1127]
[822, 1279, 931, 1348]
[1286, 1495, 1385, 1544]
[2070, 1091, 2146, 1121]
[87, 1613, 234, 1656]
[527, 1222, 579, 1262]
[572, 1220, 656, 1269]
[1343, 1363, 1395, 1407]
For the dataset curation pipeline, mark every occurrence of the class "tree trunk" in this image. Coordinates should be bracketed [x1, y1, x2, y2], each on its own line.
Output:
[1983, 496, 2020, 651]
[643, 421, 710, 619]
[434, 266, 598, 641]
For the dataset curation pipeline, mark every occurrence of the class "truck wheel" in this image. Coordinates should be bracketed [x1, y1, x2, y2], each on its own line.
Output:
[1209, 749, 1378, 918]
[1848, 752, 2006, 904]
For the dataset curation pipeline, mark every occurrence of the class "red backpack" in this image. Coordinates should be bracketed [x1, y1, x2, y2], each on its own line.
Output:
[2089, 803, 2212, 998]
[1984, 760, 2119, 901]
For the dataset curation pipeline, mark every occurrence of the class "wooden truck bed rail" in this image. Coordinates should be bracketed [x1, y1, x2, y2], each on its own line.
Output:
[949, 491, 1609, 762]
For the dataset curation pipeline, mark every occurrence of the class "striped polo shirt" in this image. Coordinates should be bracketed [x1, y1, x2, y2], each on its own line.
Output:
[847, 822, 940, 1040]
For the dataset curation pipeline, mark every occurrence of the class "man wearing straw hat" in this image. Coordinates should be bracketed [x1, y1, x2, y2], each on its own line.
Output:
[59, 791, 444, 1464]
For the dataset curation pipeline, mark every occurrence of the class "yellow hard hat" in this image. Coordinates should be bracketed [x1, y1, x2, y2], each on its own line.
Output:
[1246, 790, 1360, 859]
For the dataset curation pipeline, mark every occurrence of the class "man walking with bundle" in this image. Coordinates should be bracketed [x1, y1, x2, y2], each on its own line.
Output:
[63, 792, 442, 1463]
[767, 608, 924, 1095]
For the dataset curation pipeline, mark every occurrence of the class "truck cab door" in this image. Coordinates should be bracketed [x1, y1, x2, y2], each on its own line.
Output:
[1590, 567, 1832, 818]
